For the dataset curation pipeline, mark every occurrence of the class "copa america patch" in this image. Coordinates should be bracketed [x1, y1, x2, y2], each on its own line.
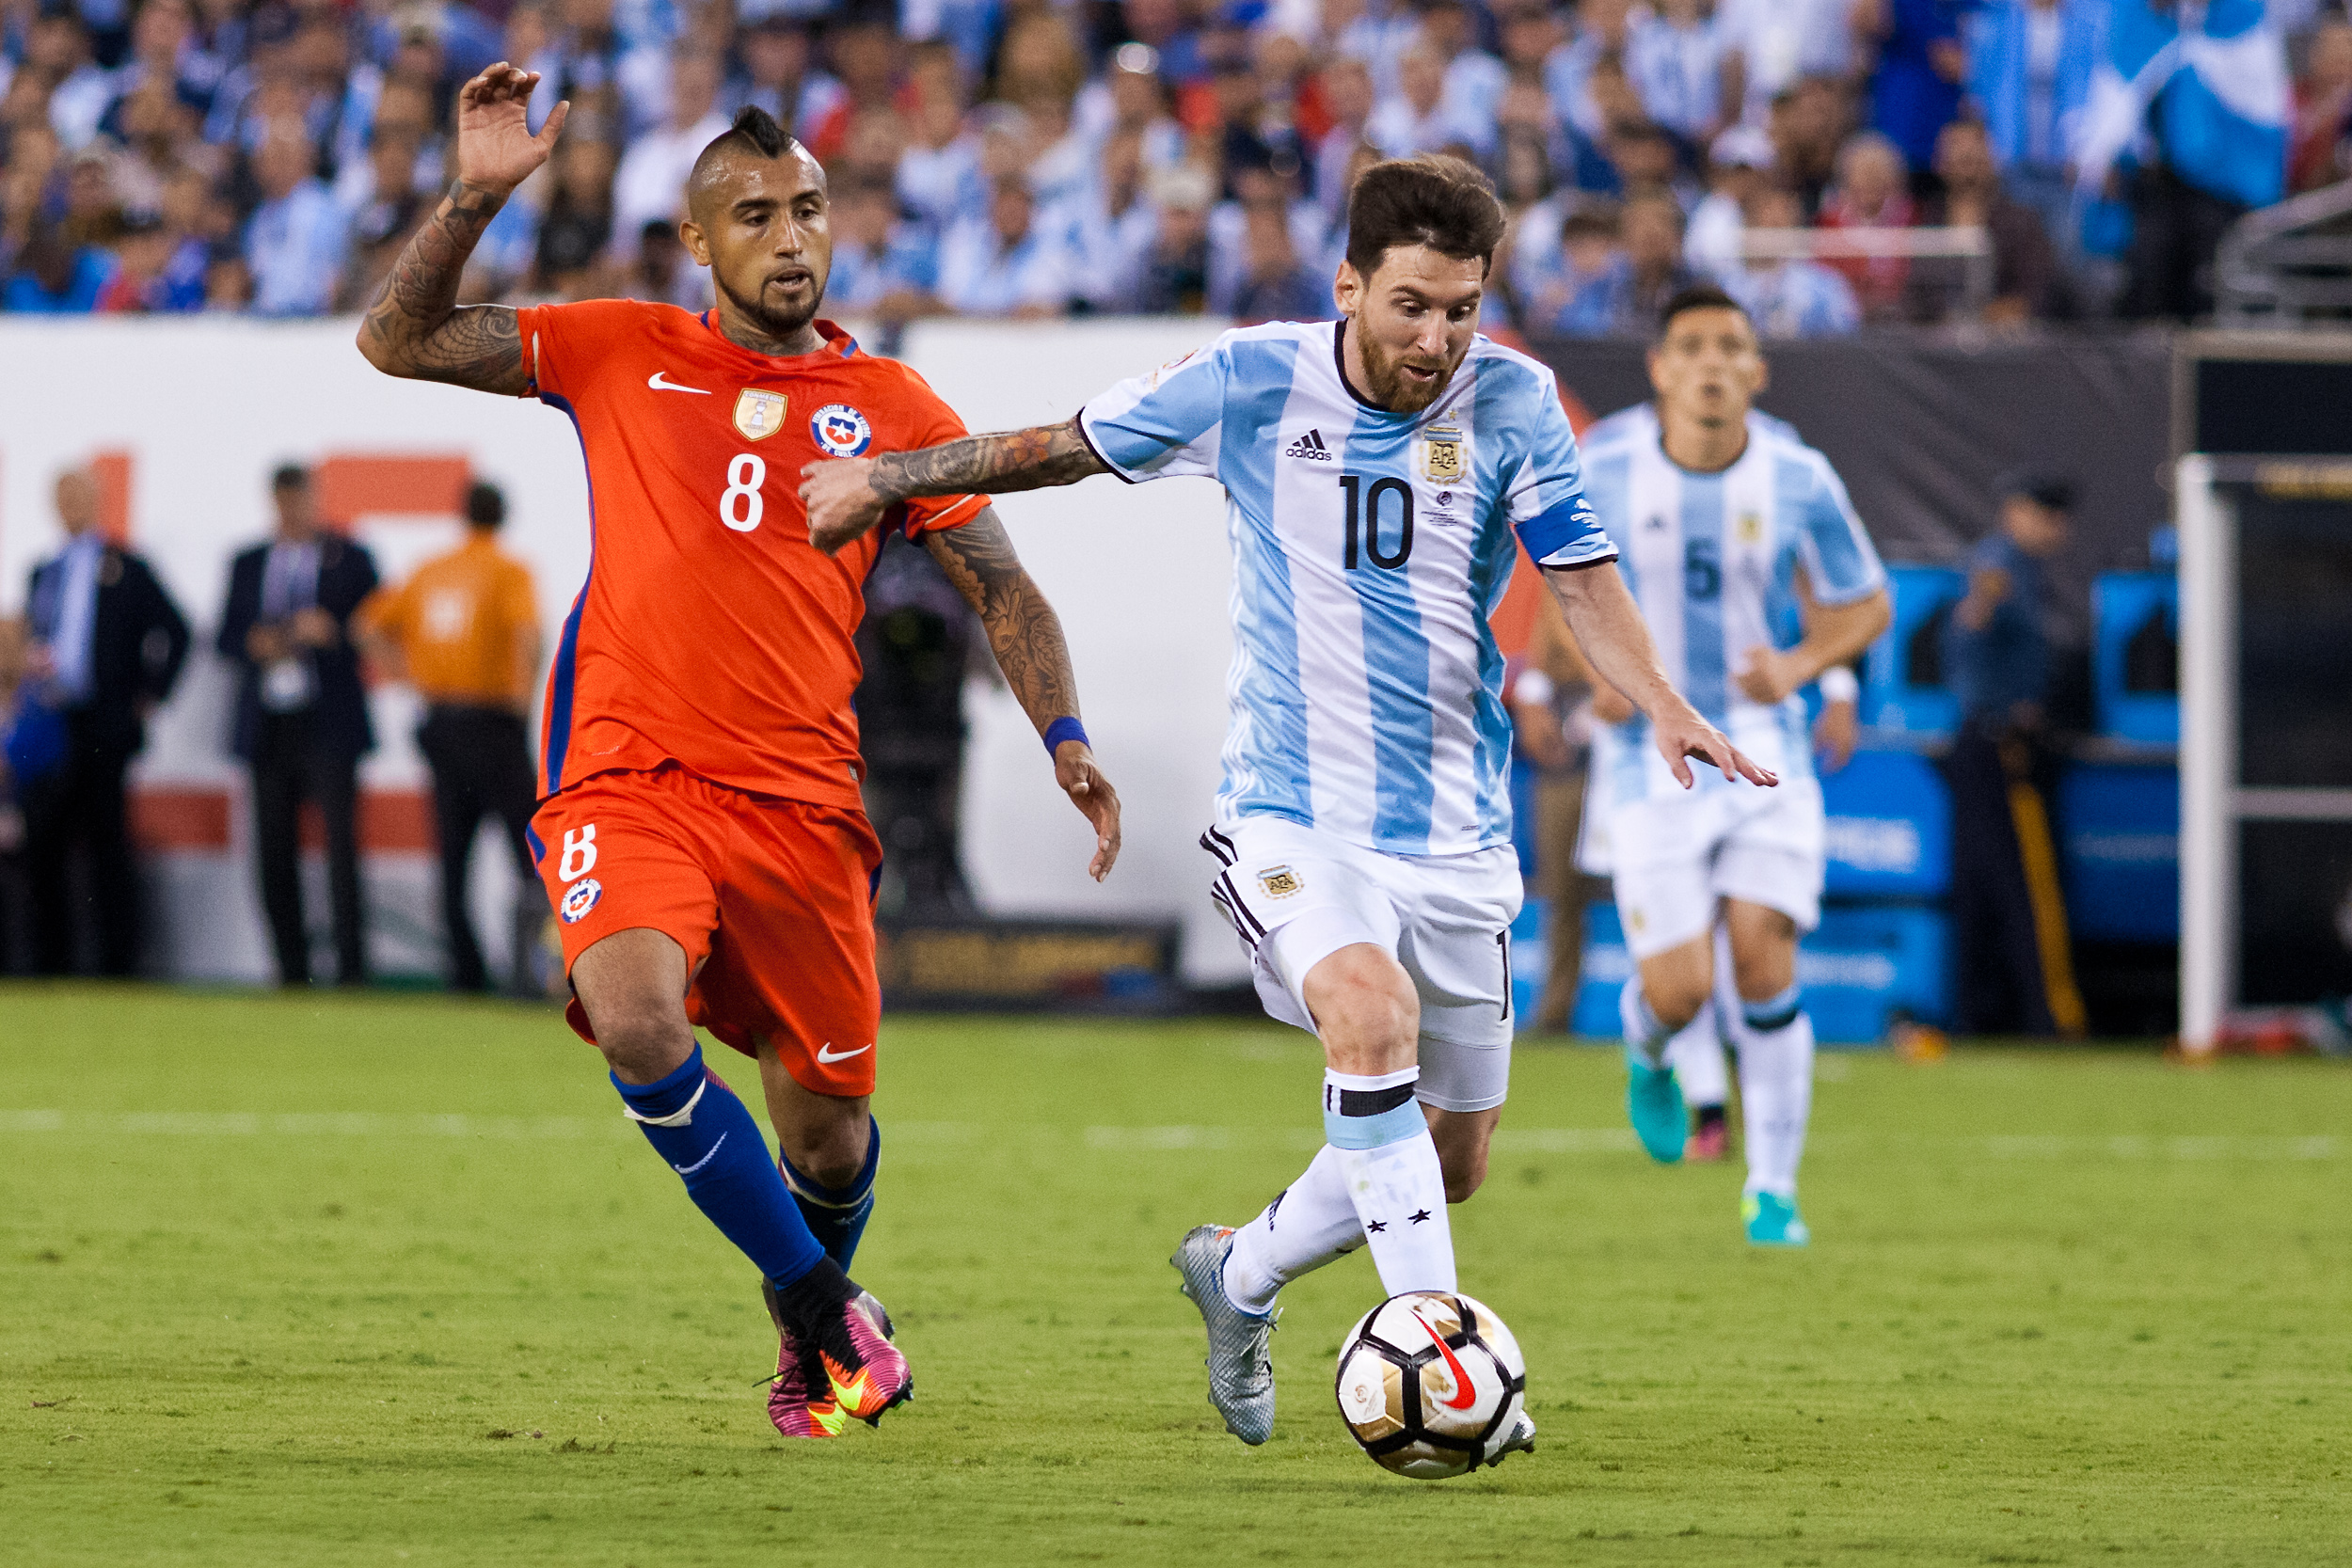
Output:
[811, 404, 873, 458]
[560, 877, 603, 924]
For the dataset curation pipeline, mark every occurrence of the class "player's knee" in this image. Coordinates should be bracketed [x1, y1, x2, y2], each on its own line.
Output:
[590, 1002, 695, 1081]
[1732, 942, 1797, 1003]
[1645, 978, 1708, 1033]
[1308, 950, 1419, 1068]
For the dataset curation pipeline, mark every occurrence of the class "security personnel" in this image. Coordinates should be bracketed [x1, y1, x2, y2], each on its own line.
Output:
[1942, 468, 2086, 1038]
[359, 482, 542, 992]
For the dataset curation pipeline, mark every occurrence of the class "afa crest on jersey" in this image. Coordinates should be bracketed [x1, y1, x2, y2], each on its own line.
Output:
[1417, 423, 1467, 483]
[734, 389, 788, 441]
[560, 877, 603, 924]
[812, 404, 874, 457]
[1258, 864, 1303, 899]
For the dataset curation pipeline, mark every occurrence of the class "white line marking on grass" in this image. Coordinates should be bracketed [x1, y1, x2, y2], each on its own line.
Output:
[2, 1111, 627, 1139]
[0, 1110, 64, 1132]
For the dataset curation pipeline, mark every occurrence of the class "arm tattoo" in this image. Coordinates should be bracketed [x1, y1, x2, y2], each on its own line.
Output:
[872, 418, 1107, 504]
[357, 180, 526, 394]
[922, 509, 1079, 735]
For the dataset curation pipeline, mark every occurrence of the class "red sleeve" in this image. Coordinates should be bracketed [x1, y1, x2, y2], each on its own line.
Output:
[882, 363, 988, 537]
[514, 299, 648, 405]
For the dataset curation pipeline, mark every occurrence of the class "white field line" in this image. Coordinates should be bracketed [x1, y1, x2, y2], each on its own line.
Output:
[0, 1112, 2338, 1162]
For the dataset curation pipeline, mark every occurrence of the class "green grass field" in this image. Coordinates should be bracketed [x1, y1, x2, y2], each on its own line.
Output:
[3, 986, 2346, 1566]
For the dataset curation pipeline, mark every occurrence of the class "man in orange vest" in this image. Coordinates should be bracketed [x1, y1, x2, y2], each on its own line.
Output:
[360, 482, 543, 992]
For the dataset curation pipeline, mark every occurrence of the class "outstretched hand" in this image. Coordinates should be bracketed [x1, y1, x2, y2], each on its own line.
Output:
[801, 457, 890, 556]
[1055, 740, 1122, 881]
[455, 63, 567, 195]
[1652, 705, 1777, 791]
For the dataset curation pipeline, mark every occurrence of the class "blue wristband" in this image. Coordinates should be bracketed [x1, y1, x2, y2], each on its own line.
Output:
[1043, 717, 1089, 756]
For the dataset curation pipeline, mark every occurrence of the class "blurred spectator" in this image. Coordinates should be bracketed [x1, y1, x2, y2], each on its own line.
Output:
[37, 8, 112, 150]
[803, 14, 901, 164]
[1529, 198, 1625, 333]
[1718, 0, 1857, 127]
[1419, 0, 1508, 149]
[1312, 55, 1375, 222]
[243, 117, 346, 316]
[1227, 173, 1330, 323]
[357, 481, 541, 995]
[827, 174, 930, 315]
[1963, 0, 2103, 245]
[1546, 0, 1640, 144]
[896, 40, 980, 234]
[733, 17, 841, 139]
[1207, 161, 1328, 315]
[1052, 126, 1161, 312]
[634, 216, 704, 309]
[1133, 159, 1215, 313]
[1627, 0, 1730, 151]
[216, 464, 379, 989]
[531, 130, 619, 300]
[1604, 118, 1697, 206]
[1942, 468, 2083, 1039]
[933, 174, 1070, 317]
[610, 48, 726, 265]
[1817, 130, 1915, 321]
[1685, 122, 1773, 284]
[1565, 187, 1695, 334]
[2290, 13, 2352, 193]
[1928, 118, 2073, 324]
[1368, 39, 1487, 158]
[1725, 182, 1861, 336]
[1768, 73, 1851, 216]
[6, 221, 116, 309]
[1853, 0, 1966, 184]
[21, 466, 190, 976]
[996, 8, 1091, 209]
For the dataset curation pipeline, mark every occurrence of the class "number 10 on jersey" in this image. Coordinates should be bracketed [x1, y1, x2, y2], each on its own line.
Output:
[1340, 474, 1414, 570]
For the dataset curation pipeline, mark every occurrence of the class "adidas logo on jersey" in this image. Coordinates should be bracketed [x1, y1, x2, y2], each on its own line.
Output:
[1283, 429, 1333, 461]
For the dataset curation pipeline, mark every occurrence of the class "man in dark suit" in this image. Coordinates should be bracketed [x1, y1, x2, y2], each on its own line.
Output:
[216, 464, 380, 987]
[21, 467, 191, 974]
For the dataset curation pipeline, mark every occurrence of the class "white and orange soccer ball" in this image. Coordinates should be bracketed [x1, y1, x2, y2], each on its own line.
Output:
[1333, 1291, 1527, 1480]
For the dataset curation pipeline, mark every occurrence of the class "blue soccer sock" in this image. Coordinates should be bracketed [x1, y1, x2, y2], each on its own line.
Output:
[779, 1117, 880, 1272]
[613, 1046, 825, 1289]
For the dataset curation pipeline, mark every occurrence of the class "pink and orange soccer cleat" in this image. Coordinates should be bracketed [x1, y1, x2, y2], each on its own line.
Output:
[810, 1289, 910, 1425]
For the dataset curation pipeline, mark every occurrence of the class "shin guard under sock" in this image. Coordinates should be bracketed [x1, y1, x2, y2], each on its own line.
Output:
[614, 1047, 824, 1288]
[1323, 1067, 1455, 1296]
[780, 1117, 880, 1272]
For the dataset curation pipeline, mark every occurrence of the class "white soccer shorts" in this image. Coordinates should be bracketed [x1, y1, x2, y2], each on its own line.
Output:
[1606, 776, 1825, 961]
[1201, 816, 1522, 1113]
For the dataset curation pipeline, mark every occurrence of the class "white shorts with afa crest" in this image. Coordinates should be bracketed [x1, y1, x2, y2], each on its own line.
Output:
[1201, 816, 1523, 1113]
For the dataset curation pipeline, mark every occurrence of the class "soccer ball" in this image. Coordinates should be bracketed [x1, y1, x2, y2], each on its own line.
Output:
[1333, 1291, 1526, 1480]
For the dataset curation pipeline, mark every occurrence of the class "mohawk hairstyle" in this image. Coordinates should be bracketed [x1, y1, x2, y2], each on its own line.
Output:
[687, 105, 814, 214]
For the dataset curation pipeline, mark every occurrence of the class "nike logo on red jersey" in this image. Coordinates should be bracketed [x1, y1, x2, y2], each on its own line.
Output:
[648, 372, 711, 394]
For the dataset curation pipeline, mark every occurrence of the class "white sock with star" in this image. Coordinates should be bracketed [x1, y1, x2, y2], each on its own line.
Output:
[1320, 1067, 1454, 1296]
[1222, 1144, 1363, 1316]
[1665, 1001, 1728, 1109]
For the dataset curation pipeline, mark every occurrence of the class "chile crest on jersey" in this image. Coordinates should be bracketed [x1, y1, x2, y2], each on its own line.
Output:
[812, 404, 874, 457]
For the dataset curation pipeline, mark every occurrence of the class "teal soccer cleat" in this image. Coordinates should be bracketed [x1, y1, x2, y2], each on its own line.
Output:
[1743, 1190, 1811, 1247]
[1624, 1049, 1687, 1164]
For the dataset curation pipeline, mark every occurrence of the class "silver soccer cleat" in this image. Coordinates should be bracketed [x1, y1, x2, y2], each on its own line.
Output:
[1486, 1409, 1537, 1466]
[1170, 1224, 1278, 1446]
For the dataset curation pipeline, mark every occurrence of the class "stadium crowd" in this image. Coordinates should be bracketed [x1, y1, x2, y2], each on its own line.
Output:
[1, 0, 2344, 332]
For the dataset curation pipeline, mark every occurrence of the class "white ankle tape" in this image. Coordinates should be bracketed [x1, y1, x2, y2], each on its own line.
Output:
[620, 1075, 708, 1128]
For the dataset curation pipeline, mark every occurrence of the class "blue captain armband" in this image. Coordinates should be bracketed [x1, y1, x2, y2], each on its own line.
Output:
[1043, 717, 1090, 756]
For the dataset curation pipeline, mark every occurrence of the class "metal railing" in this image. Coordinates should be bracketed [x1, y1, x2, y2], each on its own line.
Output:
[1738, 225, 1996, 316]
[2216, 179, 2352, 327]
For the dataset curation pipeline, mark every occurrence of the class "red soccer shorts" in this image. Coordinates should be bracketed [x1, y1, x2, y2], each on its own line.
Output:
[532, 765, 884, 1097]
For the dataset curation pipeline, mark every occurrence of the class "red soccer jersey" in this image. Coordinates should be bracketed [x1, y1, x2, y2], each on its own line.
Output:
[515, 300, 984, 810]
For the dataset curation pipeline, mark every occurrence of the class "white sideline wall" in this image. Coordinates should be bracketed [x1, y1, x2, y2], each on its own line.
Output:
[0, 316, 1249, 985]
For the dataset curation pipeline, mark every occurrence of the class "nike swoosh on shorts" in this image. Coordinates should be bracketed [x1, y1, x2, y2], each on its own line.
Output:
[815, 1043, 872, 1064]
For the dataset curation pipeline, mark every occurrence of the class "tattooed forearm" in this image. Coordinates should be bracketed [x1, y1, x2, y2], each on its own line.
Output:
[923, 511, 1079, 734]
[355, 180, 525, 394]
[872, 419, 1108, 504]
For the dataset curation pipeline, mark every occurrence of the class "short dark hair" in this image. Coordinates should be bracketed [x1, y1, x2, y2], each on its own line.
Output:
[1656, 283, 1751, 339]
[271, 462, 310, 492]
[1343, 154, 1506, 280]
[466, 482, 506, 529]
[1995, 467, 2076, 513]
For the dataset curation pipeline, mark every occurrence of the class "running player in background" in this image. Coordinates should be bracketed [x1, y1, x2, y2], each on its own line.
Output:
[1576, 287, 1890, 1245]
[802, 155, 1772, 1449]
[1571, 399, 1865, 1162]
[357, 67, 1121, 1438]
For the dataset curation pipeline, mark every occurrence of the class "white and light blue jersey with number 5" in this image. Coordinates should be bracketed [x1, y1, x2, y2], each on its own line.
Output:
[1078, 319, 1615, 857]
[1576, 403, 1885, 807]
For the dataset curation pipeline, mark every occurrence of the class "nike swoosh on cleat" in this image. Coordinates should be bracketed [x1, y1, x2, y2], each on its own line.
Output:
[1412, 1308, 1481, 1412]
[648, 372, 711, 394]
[815, 1042, 871, 1063]
[671, 1131, 726, 1175]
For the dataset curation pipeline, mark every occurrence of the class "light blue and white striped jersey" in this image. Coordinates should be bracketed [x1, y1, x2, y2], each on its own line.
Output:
[1080, 321, 1615, 857]
[1579, 402, 1883, 806]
